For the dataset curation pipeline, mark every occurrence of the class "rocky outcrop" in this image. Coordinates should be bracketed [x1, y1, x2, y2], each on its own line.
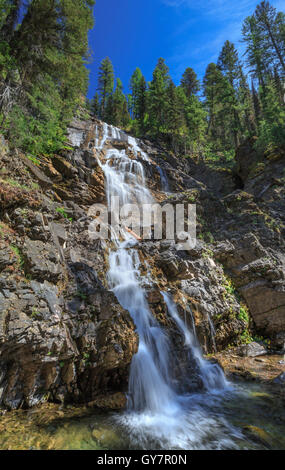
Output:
[214, 234, 285, 339]
[0, 136, 140, 409]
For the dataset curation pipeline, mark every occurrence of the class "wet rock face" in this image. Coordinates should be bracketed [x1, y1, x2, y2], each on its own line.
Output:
[139, 240, 245, 354]
[0, 135, 139, 410]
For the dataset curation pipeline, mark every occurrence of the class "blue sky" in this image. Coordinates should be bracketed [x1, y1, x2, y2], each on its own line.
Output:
[87, 0, 284, 99]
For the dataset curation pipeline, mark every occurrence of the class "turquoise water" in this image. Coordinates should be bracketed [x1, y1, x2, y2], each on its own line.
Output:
[0, 382, 284, 450]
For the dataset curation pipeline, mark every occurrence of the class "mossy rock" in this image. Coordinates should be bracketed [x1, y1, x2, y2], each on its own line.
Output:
[249, 163, 266, 178]
[243, 425, 274, 449]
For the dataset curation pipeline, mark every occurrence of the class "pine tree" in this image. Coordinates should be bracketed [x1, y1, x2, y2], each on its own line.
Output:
[92, 92, 100, 118]
[137, 75, 147, 130]
[112, 78, 130, 127]
[165, 81, 185, 152]
[0, 1, 21, 117]
[242, 15, 269, 90]
[105, 94, 114, 124]
[217, 41, 243, 148]
[156, 57, 171, 85]
[180, 67, 200, 98]
[238, 69, 256, 136]
[251, 80, 262, 124]
[98, 57, 114, 120]
[255, 75, 285, 151]
[121, 99, 130, 128]
[182, 89, 207, 153]
[255, 1, 285, 73]
[0, 0, 21, 40]
[203, 63, 226, 145]
[103, 78, 130, 128]
[147, 58, 170, 136]
[217, 40, 241, 86]
[129, 67, 143, 119]
[1, 0, 95, 154]
[273, 67, 284, 105]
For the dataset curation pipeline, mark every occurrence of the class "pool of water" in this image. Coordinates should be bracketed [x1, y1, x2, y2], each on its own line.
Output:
[0, 382, 284, 450]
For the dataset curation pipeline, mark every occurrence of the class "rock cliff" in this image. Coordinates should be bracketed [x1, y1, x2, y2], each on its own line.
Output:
[0, 119, 284, 409]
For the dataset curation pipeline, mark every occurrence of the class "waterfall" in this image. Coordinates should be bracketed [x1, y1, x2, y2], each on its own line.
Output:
[94, 122, 239, 449]
[158, 166, 170, 192]
[161, 292, 227, 391]
[108, 246, 177, 414]
[208, 313, 218, 353]
[96, 123, 177, 414]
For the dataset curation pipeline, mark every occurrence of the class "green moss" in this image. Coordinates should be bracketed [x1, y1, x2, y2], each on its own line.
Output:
[27, 155, 41, 166]
[1, 178, 30, 191]
[249, 162, 266, 177]
[10, 245, 25, 268]
[202, 247, 214, 259]
[31, 308, 41, 319]
[204, 231, 214, 243]
[223, 276, 236, 296]
[240, 329, 254, 344]
[56, 207, 73, 222]
[238, 306, 249, 324]
[76, 291, 87, 300]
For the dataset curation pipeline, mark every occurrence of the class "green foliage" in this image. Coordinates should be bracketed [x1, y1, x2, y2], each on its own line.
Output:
[98, 57, 114, 119]
[7, 80, 66, 155]
[56, 207, 72, 222]
[76, 290, 87, 300]
[92, 92, 100, 118]
[224, 277, 236, 296]
[106, 78, 130, 127]
[203, 147, 235, 164]
[180, 67, 200, 97]
[238, 306, 250, 324]
[240, 330, 254, 344]
[129, 67, 143, 119]
[27, 155, 40, 166]
[0, 0, 95, 156]
[147, 58, 171, 137]
[203, 63, 227, 148]
[254, 1, 285, 74]
[254, 77, 285, 152]
[240, 1, 285, 153]
[31, 308, 41, 319]
[10, 244, 24, 268]
[0, 0, 282, 166]
[218, 40, 241, 87]
[184, 93, 207, 149]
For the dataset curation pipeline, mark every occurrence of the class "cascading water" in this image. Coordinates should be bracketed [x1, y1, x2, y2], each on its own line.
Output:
[162, 292, 227, 392]
[208, 314, 218, 353]
[158, 166, 170, 192]
[96, 124, 177, 414]
[94, 122, 242, 449]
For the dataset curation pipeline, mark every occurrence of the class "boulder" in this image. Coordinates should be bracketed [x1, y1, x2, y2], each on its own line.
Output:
[272, 372, 285, 385]
[23, 238, 62, 283]
[237, 342, 267, 358]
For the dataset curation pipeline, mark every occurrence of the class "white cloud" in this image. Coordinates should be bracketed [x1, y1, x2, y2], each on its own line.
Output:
[161, 0, 283, 81]
[162, 0, 283, 22]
